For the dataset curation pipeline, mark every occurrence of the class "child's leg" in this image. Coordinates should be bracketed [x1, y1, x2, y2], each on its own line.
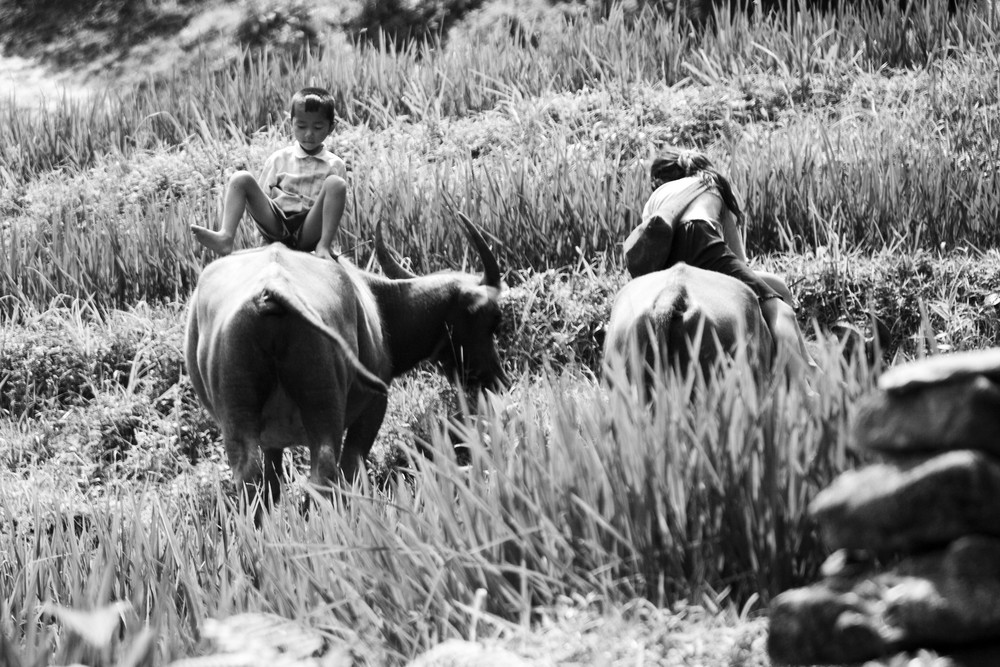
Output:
[679, 220, 815, 374]
[761, 296, 817, 374]
[191, 171, 281, 255]
[755, 270, 797, 309]
[753, 271, 817, 372]
[298, 175, 347, 260]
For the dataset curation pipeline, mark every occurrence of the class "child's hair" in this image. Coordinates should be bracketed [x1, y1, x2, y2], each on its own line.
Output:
[650, 147, 744, 226]
[290, 87, 336, 123]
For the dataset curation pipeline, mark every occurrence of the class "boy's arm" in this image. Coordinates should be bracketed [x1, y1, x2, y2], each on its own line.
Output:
[722, 207, 749, 263]
[257, 153, 279, 194]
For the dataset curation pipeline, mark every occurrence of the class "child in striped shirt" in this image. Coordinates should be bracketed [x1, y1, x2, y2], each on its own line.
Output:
[190, 86, 347, 260]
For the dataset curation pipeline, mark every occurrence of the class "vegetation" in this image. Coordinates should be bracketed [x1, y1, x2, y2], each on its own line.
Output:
[3, 1, 1000, 306]
[2, 0, 999, 663]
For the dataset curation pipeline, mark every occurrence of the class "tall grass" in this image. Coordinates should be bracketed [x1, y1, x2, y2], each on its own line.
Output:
[5, 101, 1000, 312]
[2, 0, 1000, 310]
[1, 2, 996, 662]
[1, 337, 878, 664]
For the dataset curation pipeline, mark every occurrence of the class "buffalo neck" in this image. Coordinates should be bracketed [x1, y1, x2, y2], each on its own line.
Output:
[367, 274, 460, 377]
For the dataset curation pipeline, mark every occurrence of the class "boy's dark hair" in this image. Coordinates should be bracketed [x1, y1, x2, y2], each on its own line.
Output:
[650, 147, 745, 227]
[290, 87, 336, 123]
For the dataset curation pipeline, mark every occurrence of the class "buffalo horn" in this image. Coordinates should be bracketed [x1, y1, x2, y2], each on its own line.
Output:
[374, 220, 418, 280]
[456, 213, 501, 288]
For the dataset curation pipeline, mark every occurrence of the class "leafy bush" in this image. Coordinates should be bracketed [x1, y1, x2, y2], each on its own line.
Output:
[788, 248, 1000, 355]
[500, 267, 627, 372]
[0, 0, 193, 66]
[0, 338, 107, 418]
[0, 305, 182, 418]
[345, 0, 486, 51]
[156, 377, 223, 465]
[89, 393, 149, 467]
[235, 0, 323, 61]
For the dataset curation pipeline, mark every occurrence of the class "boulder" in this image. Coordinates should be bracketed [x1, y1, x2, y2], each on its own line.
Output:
[768, 536, 1000, 665]
[809, 449, 1000, 552]
[768, 585, 897, 665]
[853, 375, 1000, 455]
[878, 348, 1000, 394]
[885, 535, 1000, 642]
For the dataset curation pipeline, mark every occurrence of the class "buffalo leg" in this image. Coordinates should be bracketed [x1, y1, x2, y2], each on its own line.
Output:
[296, 398, 346, 495]
[263, 449, 284, 505]
[341, 394, 388, 485]
[222, 432, 266, 510]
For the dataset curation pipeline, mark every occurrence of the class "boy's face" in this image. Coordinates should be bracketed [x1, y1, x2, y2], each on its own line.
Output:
[291, 107, 333, 153]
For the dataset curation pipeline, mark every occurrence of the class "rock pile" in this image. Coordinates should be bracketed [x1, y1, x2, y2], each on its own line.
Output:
[768, 349, 1000, 666]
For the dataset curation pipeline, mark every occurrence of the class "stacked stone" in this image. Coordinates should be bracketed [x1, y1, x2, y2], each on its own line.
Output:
[768, 348, 1000, 666]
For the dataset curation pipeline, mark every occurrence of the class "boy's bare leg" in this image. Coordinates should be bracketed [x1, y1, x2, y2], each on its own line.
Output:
[755, 270, 798, 309]
[300, 175, 347, 260]
[761, 297, 817, 375]
[191, 171, 281, 255]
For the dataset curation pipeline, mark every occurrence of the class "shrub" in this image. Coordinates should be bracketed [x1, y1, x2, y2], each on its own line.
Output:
[345, 0, 486, 51]
[235, 0, 323, 62]
[92, 394, 147, 466]
[156, 377, 223, 466]
[0, 337, 104, 418]
[499, 267, 627, 373]
[0, 305, 177, 418]
[0, 0, 192, 67]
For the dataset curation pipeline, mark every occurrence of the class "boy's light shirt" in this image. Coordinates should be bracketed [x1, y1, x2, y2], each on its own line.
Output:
[642, 175, 727, 237]
[642, 175, 748, 261]
[258, 143, 347, 214]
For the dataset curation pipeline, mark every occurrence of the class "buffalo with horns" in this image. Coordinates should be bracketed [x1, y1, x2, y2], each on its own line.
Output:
[184, 215, 506, 503]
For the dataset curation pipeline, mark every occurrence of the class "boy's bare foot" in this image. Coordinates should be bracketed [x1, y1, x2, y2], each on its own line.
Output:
[190, 225, 235, 255]
[313, 245, 337, 261]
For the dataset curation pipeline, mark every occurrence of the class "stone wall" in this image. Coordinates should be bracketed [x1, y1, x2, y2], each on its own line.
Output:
[768, 348, 1000, 666]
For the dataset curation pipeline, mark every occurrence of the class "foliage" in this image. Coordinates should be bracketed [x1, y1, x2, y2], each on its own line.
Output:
[235, 0, 323, 62]
[0, 300, 185, 415]
[500, 265, 626, 371]
[345, 0, 486, 51]
[776, 247, 1000, 356]
[4, 2, 1000, 303]
[0, 0, 195, 67]
[0, 343, 876, 664]
[2, 0, 1000, 663]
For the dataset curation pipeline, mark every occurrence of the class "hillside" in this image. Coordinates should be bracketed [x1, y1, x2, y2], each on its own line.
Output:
[2, 0, 999, 664]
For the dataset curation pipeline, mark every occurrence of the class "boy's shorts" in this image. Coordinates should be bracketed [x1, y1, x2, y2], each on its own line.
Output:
[665, 218, 782, 303]
[250, 199, 310, 249]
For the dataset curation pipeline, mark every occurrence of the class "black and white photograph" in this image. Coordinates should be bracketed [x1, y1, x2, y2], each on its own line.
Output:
[2, 0, 999, 664]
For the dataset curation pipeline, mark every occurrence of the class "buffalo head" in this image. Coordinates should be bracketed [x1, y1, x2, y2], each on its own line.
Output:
[375, 215, 508, 391]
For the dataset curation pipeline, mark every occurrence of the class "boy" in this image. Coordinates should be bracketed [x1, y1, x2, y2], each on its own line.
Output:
[626, 147, 816, 374]
[190, 86, 346, 260]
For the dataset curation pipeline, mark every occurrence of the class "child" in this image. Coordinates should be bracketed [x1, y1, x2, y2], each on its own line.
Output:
[625, 147, 816, 374]
[190, 86, 347, 260]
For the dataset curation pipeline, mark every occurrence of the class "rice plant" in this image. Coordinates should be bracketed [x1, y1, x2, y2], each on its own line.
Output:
[2, 0, 998, 663]
[1, 330, 880, 664]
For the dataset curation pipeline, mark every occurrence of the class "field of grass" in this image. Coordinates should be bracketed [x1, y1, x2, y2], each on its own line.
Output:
[2, 0, 1000, 664]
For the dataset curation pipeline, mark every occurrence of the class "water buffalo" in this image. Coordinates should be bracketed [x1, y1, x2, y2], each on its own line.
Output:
[603, 262, 773, 388]
[184, 215, 506, 504]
